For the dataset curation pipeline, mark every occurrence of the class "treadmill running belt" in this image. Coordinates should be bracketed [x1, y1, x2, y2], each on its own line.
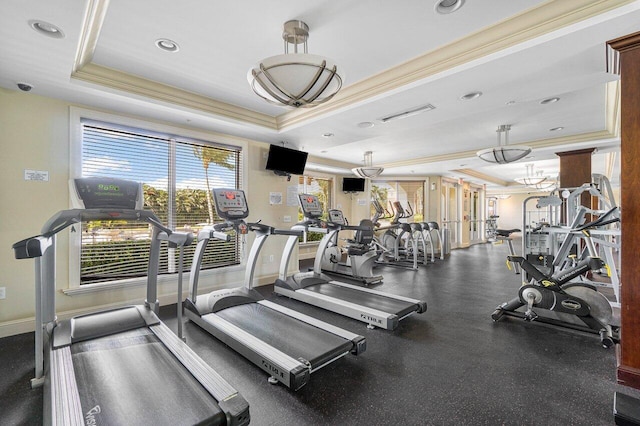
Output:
[214, 303, 353, 367]
[70, 327, 225, 426]
[306, 283, 418, 319]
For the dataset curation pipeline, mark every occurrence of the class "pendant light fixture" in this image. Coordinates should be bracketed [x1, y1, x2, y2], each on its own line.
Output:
[515, 164, 547, 187]
[248, 20, 344, 108]
[477, 125, 532, 164]
[352, 151, 384, 179]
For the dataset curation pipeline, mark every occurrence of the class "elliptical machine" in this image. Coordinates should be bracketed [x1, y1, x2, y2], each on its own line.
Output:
[372, 199, 420, 270]
[491, 208, 620, 348]
[320, 209, 383, 285]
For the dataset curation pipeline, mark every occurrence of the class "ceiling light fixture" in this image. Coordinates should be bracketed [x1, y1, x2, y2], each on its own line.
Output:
[352, 151, 384, 179]
[550, 126, 564, 132]
[460, 91, 482, 101]
[248, 20, 344, 108]
[476, 124, 531, 164]
[515, 164, 547, 186]
[357, 121, 375, 128]
[435, 0, 465, 14]
[155, 38, 180, 52]
[28, 20, 64, 38]
[540, 97, 560, 104]
[322, 132, 334, 138]
[379, 104, 436, 123]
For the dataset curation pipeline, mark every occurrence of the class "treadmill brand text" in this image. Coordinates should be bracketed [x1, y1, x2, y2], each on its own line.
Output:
[85, 405, 101, 425]
[261, 360, 284, 379]
[360, 314, 382, 324]
[97, 184, 119, 191]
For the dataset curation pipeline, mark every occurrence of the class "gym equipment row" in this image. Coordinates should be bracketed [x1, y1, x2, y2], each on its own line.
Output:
[13, 178, 431, 424]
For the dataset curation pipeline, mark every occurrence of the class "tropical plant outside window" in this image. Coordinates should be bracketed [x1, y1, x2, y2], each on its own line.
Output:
[371, 181, 424, 226]
[80, 120, 242, 285]
[298, 175, 332, 243]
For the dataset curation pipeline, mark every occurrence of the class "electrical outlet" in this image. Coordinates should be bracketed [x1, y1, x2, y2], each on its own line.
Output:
[283, 215, 291, 223]
[269, 255, 274, 263]
[0, 287, 6, 300]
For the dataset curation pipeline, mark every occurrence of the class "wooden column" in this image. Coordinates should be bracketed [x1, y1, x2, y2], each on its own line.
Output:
[556, 148, 595, 189]
[555, 148, 594, 224]
[608, 31, 640, 390]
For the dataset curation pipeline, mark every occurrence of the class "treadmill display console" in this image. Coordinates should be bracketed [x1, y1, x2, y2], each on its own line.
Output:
[298, 194, 323, 219]
[212, 188, 249, 219]
[328, 209, 346, 225]
[72, 177, 142, 210]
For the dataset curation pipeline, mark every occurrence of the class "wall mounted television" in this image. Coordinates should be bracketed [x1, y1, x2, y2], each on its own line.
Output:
[265, 144, 308, 177]
[342, 177, 366, 192]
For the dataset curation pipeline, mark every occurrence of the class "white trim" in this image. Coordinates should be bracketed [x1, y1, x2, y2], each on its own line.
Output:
[0, 270, 290, 338]
[68, 106, 249, 289]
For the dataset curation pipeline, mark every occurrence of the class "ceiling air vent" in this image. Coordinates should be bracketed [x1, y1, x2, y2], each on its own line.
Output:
[379, 104, 436, 123]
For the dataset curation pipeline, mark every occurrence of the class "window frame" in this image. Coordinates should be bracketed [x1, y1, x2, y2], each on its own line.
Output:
[67, 107, 248, 294]
[297, 171, 335, 245]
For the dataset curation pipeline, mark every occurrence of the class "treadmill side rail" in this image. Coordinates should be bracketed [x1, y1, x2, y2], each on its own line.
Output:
[50, 346, 84, 425]
[329, 280, 428, 313]
[151, 322, 248, 409]
[274, 286, 400, 330]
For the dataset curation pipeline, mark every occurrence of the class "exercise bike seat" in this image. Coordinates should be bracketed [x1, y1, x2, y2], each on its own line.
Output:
[496, 228, 521, 238]
[346, 219, 375, 256]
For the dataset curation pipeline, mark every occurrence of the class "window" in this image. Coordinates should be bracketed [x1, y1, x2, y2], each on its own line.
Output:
[298, 175, 333, 243]
[78, 119, 243, 285]
[371, 180, 424, 225]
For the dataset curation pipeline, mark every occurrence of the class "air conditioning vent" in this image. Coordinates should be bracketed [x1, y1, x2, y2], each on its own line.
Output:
[379, 104, 436, 123]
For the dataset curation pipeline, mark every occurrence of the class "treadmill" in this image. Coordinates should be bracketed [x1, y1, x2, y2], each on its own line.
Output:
[12, 178, 249, 426]
[274, 193, 427, 330]
[184, 188, 366, 391]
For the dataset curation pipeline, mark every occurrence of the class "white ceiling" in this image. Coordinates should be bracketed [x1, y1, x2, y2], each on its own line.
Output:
[2, 0, 639, 191]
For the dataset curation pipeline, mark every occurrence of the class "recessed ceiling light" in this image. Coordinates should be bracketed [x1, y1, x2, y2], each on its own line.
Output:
[435, 0, 465, 14]
[550, 126, 564, 132]
[28, 20, 64, 38]
[155, 38, 180, 52]
[321, 150, 328, 153]
[460, 91, 482, 101]
[506, 100, 516, 106]
[322, 132, 334, 138]
[540, 97, 560, 104]
[357, 121, 375, 128]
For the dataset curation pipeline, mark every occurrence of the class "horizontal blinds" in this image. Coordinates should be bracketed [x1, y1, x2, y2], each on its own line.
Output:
[80, 121, 242, 285]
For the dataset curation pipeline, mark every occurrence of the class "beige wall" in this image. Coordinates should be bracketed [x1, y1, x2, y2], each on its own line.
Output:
[0, 90, 486, 337]
[0, 90, 361, 337]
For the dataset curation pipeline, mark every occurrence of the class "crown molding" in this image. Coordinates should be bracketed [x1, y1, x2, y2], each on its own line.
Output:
[73, 63, 278, 129]
[453, 169, 514, 187]
[379, 128, 617, 170]
[70, 0, 633, 132]
[276, 0, 636, 130]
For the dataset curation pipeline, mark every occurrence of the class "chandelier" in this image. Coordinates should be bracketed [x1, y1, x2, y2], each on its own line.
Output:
[477, 125, 532, 164]
[352, 151, 384, 178]
[515, 164, 547, 187]
[248, 20, 344, 108]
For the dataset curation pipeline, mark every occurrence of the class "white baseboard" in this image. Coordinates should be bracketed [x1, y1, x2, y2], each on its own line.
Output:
[0, 272, 287, 339]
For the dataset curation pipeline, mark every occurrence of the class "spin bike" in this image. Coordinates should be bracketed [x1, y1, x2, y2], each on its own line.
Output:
[491, 208, 620, 348]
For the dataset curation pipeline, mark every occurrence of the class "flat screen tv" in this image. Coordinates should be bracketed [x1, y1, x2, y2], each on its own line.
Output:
[265, 144, 308, 176]
[342, 177, 365, 192]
